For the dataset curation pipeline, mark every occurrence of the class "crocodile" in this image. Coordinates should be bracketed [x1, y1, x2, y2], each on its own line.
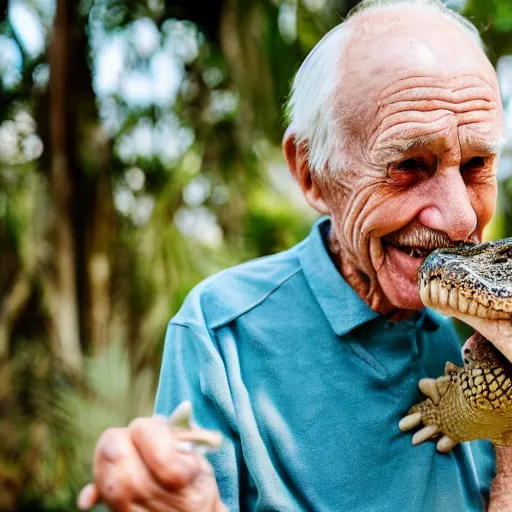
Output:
[399, 239, 512, 512]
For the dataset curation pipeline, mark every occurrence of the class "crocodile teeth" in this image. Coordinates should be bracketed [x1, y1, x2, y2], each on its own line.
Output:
[468, 300, 478, 316]
[419, 280, 429, 304]
[458, 295, 469, 313]
[423, 279, 511, 319]
[430, 280, 439, 304]
[449, 288, 458, 309]
[477, 304, 489, 318]
[439, 286, 449, 306]
[493, 301, 512, 315]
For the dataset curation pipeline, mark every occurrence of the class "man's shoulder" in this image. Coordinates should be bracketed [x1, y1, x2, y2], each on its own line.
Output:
[171, 243, 305, 331]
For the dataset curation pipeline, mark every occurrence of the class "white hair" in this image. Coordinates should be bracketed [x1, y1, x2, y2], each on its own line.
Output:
[285, 0, 485, 177]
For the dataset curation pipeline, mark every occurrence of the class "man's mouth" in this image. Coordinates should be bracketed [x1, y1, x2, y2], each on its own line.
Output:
[389, 245, 436, 259]
[381, 239, 443, 261]
[381, 228, 461, 261]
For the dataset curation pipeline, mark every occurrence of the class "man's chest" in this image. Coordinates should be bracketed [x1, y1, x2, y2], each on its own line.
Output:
[234, 375, 489, 512]
[221, 317, 488, 511]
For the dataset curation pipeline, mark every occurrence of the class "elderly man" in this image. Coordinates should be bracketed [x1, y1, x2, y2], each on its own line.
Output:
[78, 0, 506, 510]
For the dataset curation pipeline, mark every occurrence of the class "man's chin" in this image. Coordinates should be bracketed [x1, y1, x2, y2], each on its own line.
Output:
[380, 282, 425, 311]
[376, 246, 425, 311]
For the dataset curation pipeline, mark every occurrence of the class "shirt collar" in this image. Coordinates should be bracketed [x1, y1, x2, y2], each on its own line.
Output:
[298, 217, 440, 336]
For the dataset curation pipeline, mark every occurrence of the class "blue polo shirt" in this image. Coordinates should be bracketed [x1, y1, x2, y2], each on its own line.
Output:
[155, 217, 495, 511]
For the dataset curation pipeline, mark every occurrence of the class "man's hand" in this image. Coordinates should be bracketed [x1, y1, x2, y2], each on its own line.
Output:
[77, 409, 226, 512]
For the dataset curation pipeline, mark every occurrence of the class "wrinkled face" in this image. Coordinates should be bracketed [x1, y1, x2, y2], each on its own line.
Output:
[321, 8, 505, 311]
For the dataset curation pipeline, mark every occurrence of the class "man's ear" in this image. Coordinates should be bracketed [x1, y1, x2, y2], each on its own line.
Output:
[282, 129, 329, 215]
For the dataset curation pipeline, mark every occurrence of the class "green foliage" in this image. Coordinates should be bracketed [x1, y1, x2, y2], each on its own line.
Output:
[245, 187, 315, 256]
[0, 343, 79, 509]
[0, 337, 160, 510]
[0, 0, 326, 507]
[1, 0, 512, 509]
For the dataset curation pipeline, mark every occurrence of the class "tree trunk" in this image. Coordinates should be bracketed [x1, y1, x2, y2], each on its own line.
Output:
[48, 0, 83, 370]
[47, 0, 115, 363]
[0, 273, 31, 359]
[85, 166, 114, 355]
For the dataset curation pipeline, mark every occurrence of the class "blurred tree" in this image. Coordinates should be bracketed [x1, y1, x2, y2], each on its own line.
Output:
[47, 0, 114, 367]
[0, 0, 322, 506]
[0, 0, 511, 509]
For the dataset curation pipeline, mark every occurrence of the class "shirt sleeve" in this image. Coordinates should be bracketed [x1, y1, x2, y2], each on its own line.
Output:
[154, 321, 243, 511]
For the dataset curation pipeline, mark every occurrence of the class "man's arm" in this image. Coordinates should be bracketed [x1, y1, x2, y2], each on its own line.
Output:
[78, 320, 242, 511]
[155, 321, 243, 511]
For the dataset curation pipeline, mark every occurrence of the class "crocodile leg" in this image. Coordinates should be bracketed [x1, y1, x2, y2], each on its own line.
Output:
[412, 240, 512, 511]
[401, 378, 512, 512]
[401, 332, 512, 444]
[400, 337, 512, 512]
[399, 364, 460, 453]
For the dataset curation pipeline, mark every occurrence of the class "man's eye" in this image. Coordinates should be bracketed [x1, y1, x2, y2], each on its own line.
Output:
[461, 156, 487, 170]
[387, 158, 428, 186]
[395, 158, 424, 171]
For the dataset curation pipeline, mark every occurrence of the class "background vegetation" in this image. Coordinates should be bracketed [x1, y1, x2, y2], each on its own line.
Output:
[0, 0, 511, 509]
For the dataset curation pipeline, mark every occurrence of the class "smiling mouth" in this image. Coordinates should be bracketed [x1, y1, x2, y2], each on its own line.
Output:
[381, 229, 460, 261]
[382, 240, 441, 260]
[389, 245, 435, 259]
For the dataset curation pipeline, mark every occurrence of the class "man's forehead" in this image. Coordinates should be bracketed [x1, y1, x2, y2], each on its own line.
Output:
[383, 134, 505, 155]
[342, 7, 496, 95]
[346, 4, 478, 44]
[334, 6, 502, 150]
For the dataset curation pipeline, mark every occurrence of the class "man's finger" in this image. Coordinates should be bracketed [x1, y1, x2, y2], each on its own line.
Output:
[129, 417, 205, 490]
[94, 427, 157, 508]
[77, 483, 100, 510]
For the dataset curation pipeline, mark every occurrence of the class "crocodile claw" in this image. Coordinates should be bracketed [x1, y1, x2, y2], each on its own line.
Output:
[399, 374, 460, 453]
[398, 412, 422, 431]
[418, 377, 440, 404]
[412, 425, 439, 445]
[436, 435, 459, 453]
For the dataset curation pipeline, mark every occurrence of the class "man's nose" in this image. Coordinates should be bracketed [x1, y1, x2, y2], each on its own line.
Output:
[418, 168, 477, 242]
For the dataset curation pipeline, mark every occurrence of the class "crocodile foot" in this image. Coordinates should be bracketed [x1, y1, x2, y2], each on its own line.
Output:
[399, 363, 460, 453]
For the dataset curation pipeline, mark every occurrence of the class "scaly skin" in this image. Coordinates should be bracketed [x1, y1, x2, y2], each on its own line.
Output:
[409, 333, 512, 445]
[400, 239, 512, 511]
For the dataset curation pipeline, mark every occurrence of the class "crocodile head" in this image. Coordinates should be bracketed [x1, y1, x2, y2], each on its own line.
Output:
[401, 239, 512, 449]
[418, 239, 512, 358]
